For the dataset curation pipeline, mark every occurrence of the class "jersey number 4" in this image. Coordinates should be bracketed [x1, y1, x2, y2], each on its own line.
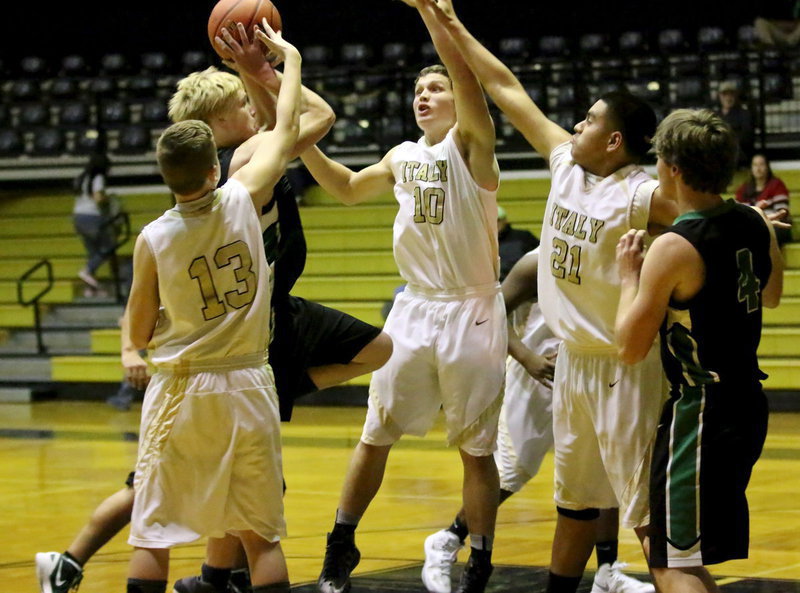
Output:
[736, 248, 760, 313]
[413, 187, 446, 225]
[188, 240, 256, 321]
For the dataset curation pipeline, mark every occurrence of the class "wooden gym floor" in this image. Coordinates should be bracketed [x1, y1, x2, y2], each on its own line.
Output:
[2, 402, 799, 592]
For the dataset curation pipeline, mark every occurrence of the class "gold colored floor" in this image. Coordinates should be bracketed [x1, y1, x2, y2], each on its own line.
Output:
[2, 402, 799, 591]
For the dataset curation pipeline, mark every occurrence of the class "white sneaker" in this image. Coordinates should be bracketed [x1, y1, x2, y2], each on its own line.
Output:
[591, 562, 655, 593]
[35, 552, 83, 593]
[421, 529, 464, 593]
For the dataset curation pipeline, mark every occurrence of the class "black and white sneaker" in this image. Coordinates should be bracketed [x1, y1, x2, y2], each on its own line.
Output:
[454, 554, 493, 593]
[35, 552, 83, 593]
[317, 531, 361, 593]
[172, 576, 221, 593]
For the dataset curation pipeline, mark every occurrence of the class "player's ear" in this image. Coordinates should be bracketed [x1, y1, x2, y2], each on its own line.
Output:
[607, 130, 623, 152]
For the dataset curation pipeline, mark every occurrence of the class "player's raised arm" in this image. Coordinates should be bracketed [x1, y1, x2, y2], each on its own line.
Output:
[410, 0, 497, 189]
[216, 23, 335, 164]
[231, 21, 301, 210]
[425, 0, 570, 159]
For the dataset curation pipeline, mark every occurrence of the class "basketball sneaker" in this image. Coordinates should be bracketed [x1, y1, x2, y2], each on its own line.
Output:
[454, 553, 493, 593]
[172, 576, 222, 593]
[590, 562, 655, 593]
[35, 552, 83, 593]
[317, 531, 360, 593]
[422, 529, 464, 593]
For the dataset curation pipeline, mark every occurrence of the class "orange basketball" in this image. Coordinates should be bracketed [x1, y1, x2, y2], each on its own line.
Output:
[208, 0, 282, 56]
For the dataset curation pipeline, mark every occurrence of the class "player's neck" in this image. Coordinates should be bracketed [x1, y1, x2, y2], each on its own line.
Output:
[175, 185, 215, 204]
[676, 185, 724, 215]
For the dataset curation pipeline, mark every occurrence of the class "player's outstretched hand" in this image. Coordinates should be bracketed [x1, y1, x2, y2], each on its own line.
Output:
[254, 18, 299, 67]
[216, 22, 277, 84]
[616, 229, 647, 282]
[419, 0, 458, 23]
[123, 349, 150, 391]
[519, 350, 556, 389]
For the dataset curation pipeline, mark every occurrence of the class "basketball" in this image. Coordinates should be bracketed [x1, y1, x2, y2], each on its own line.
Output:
[208, 0, 282, 55]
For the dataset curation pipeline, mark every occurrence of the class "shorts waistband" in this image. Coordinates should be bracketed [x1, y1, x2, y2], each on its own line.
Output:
[405, 281, 501, 301]
[155, 352, 268, 375]
[561, 342, 619, 356]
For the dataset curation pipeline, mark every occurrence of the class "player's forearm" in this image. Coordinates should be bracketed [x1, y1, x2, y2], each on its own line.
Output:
[300, 146, 360, 205]
[272, 52, 302, 147]
[615, 281, 647, 365]
[289, 88, 336, 159]
[241, 74, 277, 130]
[506, 324, 529, 363]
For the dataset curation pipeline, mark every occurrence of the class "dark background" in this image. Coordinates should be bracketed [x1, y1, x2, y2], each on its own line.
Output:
[13, 0, 764, 61]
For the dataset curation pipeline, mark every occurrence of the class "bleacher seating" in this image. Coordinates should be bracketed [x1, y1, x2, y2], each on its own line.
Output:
[1, 174, 799, 396]
[0, 24, 799, 172]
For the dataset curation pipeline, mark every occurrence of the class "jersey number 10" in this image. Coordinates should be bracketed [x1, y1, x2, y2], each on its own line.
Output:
[413, 186, 446, 225]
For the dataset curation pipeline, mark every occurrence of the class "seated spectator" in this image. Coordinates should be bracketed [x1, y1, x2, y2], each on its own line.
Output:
[755, 0, 800, 47]
[714, 81, 754, 168]
[498, 205, 539, 281]
[736, 153, 793, 244]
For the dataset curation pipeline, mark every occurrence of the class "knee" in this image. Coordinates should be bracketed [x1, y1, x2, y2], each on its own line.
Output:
[365, 332, 393, 368]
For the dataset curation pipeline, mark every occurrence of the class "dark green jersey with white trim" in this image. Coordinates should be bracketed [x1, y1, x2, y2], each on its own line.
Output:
[659, 200, 772, 389]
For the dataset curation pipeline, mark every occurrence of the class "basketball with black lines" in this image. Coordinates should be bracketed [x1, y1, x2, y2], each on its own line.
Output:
[208, 0, 282, 57]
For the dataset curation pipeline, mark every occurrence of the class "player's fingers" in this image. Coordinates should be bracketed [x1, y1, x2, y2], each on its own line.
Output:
[236, 21, 250, 44]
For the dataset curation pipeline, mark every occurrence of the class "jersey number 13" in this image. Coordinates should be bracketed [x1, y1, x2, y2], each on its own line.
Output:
[188, 240, 257, 321]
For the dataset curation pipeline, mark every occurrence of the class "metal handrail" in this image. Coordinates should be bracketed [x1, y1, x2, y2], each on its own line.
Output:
[17, 258, 53, 354]
[100, 209, 131, 303]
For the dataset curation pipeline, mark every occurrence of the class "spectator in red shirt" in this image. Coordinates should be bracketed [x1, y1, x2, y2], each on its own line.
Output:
[736, 153, 793, 244]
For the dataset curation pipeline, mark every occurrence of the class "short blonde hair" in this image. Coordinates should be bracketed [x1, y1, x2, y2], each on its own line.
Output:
[653, 109, 738, 195]
[156, 120, 218, 195]
[168, 66, 244, 123]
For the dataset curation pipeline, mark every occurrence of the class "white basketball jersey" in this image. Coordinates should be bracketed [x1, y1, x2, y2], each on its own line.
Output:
[538, 142, 657, 351]
[141, 179, 271, 368]
[389, 128, 499, 292]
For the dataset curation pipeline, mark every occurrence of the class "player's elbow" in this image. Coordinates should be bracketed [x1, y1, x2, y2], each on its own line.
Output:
[616, 333, 648, 365]
[762, 290, 782, 309]
[617, 345, 646, 366]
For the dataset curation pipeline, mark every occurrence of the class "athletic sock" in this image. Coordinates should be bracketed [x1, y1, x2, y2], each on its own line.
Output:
[545, 572, 581, 593]
[201, 563, 232, 591]
[468, 534, 493, 552]
[446, 514, 469, 542]
[127, 578, 167, 593]
[62, 551, 84, 568]
[332, 509, 360, 537]
[595, 539, 618, 568]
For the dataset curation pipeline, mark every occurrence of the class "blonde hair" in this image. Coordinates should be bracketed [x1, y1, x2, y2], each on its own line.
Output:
[168, 66, 244, 123]
[156, 120, 218, 195]
[653, 109, 738, 195]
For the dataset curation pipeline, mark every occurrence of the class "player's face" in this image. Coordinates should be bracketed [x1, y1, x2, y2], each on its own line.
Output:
[224, 90, 259, 143]
[413, 73, 455, 130]
[571, 100, 616, 173]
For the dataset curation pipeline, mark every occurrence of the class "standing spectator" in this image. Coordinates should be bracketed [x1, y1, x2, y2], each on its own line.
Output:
[736, 153, 793, 244]
[72, 152, 118, 297]
[497, 205, 539, 281]
[714, 81, 754, 168]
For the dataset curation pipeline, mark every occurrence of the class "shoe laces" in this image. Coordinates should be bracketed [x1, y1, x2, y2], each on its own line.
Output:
[321, 537, 357, 581]
[458, 557, 492, 592]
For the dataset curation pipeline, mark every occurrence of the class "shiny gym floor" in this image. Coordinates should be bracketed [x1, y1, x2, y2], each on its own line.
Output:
[2, 402, 799, 592]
